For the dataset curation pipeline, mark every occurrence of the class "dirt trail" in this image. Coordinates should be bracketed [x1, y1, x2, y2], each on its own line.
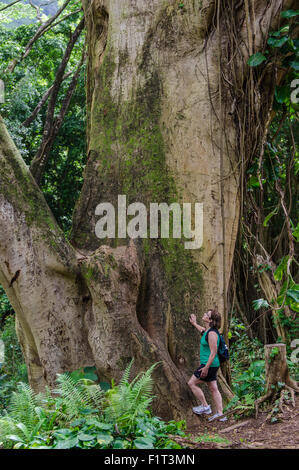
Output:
[182, 397, 299, 449]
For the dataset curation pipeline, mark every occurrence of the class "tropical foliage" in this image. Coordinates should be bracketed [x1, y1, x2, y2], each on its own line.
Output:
[0, 361, 186, 449]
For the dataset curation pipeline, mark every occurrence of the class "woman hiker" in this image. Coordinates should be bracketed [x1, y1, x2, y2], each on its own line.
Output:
[188, 309, 227, 422]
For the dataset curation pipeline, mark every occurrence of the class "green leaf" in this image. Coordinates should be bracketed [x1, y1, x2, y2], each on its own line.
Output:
[252, 299, 270, 311]
[78, 433, 96, 441]
[274, 256, 289, 281]
[247, 52, 267, 67]
[113, 439, 126, 449]
[92, 422, 113, 431]
[7, 434, 24, 443]
[289, 299, 299, 313]
[267, 36, 289, 47]
[281, 9, 299, 18]
[279, 26, 289, 34]
[263, 207, 278, 226]
[99, 381, 111, 391]
[69, 368, 85, 382]
[134, 437, 155, 449]
[83, 366, 98, 382]
[286, 289, 299, 303]
[53, 429, 74, 438]
[97, 433, 114, 446]
[290, 60, 299, 71]
[70, 418, 86, 427]
[248, 175, 261, 188]
[15, 422, 29, 437]
[275, 86, 290, 104]
[269, 25, 289, 37]
[13, 442, 26, 449]
[54, 437, 78, 449]
[291, 222, 299, 242]
[250, 360, 265, 370]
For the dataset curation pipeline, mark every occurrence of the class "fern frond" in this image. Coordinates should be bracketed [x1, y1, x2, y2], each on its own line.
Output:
[53, 372, 103, 422]
[7, 382, 41, 433]
[129, 362, 159, 404]
[103, 362, 159, 431]
[119, 359, 134, 387]
[78, 379, 104, 409]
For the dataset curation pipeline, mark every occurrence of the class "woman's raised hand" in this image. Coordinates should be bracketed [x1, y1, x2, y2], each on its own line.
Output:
[189, 314, 197, 326]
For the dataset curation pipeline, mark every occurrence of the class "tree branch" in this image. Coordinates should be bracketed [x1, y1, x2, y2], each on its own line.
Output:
[53, 49, 86, 132]
[0, 0, 22, 12]
[30, 16, 85, 184]
[0, 114, 94, 390]
[5, 0, 73, 73]
[43, 7, 82, 33]
[30, 50, 86, 180]
[29, 0, 43, 24]
[22, 70, 73, 127]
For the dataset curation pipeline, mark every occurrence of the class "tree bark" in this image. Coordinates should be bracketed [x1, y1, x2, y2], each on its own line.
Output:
[0, 0, 296, 420]
[0, 116, 200, 421]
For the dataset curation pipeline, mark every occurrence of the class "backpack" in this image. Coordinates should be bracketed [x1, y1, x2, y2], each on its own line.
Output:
[205, 328, 229, 363]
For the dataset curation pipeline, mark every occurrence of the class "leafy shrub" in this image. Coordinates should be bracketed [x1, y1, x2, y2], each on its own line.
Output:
[227, 319, 266, 415]
[0, 315, 28, 412]
[229, 317, 264, 372]
[103, 360, 156, 433]
[0, 286, 13, 328]
[232, 360, 266, 399]
[0, 382, 47, 448]
[227, 317, 299, 416]
[53, 373, 104, 423]
[0, 361, 186, 449]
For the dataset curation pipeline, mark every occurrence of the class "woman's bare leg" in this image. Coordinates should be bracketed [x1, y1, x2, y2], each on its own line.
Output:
[207, 380, 223, 414]
[188, 374, 209, 406]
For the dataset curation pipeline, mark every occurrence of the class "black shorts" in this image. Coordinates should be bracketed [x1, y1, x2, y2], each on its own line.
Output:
[193, 364, 219, 382]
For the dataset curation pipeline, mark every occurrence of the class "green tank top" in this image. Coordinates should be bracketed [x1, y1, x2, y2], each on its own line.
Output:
[200, 328, 220, 367]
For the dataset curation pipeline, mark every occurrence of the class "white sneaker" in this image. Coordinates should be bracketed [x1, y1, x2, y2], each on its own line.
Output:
[208, 412, 228, 422]
[192, 404, 212, 415]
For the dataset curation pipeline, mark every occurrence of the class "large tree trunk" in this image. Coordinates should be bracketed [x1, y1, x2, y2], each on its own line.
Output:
[0, 0, 295, 420]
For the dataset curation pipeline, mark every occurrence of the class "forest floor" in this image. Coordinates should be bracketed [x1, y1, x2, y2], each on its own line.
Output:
[175, 396, 299, 449]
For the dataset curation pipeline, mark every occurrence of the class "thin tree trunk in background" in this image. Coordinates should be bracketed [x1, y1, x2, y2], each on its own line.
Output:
[30, 16, 85, 184]
[255, 343, 299, 417]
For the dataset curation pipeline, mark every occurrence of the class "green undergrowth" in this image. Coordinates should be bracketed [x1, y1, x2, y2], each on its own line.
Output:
[0, 360, 187, 449]
[225, 318, 299, 417]
[225, 319, 266, 416]
[193, 433, 231, 445]
[0, 315, 28, 413]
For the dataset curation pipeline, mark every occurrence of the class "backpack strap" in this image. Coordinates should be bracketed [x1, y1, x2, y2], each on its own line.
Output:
[205, 327, 220, 344]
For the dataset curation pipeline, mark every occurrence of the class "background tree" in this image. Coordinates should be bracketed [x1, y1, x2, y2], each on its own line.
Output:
[230, 11, 299, 346]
